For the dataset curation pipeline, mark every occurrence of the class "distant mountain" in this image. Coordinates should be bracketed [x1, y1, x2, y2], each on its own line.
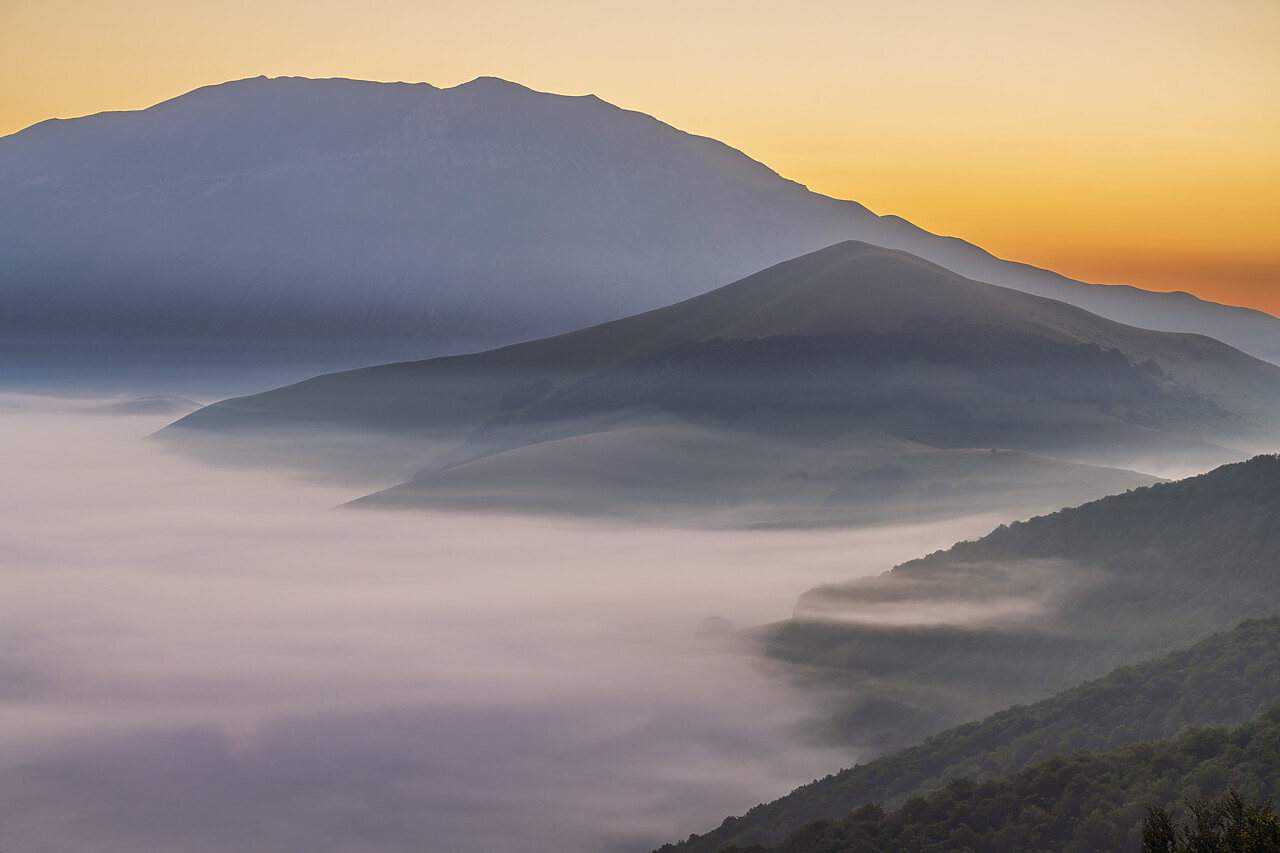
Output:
[663, 616, 1280, 853]
[156, 243, 1280, 529]
[83, 394, 202, 416]
[765, 454, 1280, 755]
[348, 427, 1162, 528]
[3, 75, 1278, 389]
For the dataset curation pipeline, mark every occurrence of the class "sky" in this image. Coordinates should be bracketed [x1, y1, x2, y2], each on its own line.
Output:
[2, 0, 1277, 314]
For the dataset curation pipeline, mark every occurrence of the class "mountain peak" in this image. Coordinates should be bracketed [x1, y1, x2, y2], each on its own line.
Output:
[455, 75, 535, 93]
[3, 74, 1279, 388]
[664, 239, 1069, 340]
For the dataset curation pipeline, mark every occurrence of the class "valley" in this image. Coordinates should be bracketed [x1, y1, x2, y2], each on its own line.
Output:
[2, 71, 1277, 853]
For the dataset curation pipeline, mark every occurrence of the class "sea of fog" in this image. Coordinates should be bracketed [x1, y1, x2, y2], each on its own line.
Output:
[0, 393, 1005, 853]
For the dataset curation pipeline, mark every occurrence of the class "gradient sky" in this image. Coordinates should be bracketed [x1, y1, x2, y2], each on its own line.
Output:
[3, 0, 1277, 314]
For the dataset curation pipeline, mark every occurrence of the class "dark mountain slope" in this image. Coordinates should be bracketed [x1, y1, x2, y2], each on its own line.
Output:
[163, 243, 1280, 493]
[767, 454, 1280, 752]
[689, 708, 1280, 853]
[664, 617, 1280, 853]
[3, 75, 1278, 388]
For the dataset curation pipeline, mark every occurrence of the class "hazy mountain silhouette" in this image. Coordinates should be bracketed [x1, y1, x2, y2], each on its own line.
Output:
[4, 75, 1278, 389]
[162, 242, 1280, 520]
[764, 454, 1280, 754]
[347, 427, 1162, 528]
[83, 394, 202, 416]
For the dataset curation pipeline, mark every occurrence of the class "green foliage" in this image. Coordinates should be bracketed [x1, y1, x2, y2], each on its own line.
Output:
[924, 454, 1280, 577]
[705, 708, 1280, 853]
[662, 617, 1280, 853]
[1143, 788, 1280, 852]
[768, 454, 1280, 753]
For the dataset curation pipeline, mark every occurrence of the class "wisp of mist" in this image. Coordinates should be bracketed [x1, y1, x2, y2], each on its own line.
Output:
[0, 394, 1002, 853]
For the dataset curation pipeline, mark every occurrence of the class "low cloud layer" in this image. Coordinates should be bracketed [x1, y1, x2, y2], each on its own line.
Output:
[0, 394, 1002, 852]
[794, 558, 1100, 629]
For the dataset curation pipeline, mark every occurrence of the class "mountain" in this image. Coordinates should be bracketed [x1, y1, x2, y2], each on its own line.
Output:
[347, 428, 1162, 528]
[83, 394, 202, 416]
[161, 242, 1280, 519]
[764, 454, 1280, 755]
[3, 75, 1278, 391]
[671, 707, 1280, 853]
[663, 616, 1280, 853]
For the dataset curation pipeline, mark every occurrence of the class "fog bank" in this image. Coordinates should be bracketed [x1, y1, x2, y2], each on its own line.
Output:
[0, 394, 1001, 852]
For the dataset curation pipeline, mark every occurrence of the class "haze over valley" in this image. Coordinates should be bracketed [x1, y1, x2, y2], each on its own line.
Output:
[0, 396, 1006, 852]
[163, 240, 1280, 525]
[2, 58, 1278, 853]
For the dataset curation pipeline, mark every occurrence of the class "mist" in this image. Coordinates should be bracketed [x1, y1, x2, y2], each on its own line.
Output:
[0, 393, 1004, 852]
[793, 558, 1100, 629]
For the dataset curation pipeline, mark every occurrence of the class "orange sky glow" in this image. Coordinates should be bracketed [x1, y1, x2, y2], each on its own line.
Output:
[2, 0, 1276, 315]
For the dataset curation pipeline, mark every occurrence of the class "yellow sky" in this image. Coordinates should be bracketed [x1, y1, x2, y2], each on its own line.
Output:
[3, 0, 1277, 314]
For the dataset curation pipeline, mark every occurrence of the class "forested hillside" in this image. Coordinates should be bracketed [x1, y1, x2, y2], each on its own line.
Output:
[908, 453, 1280, 573]
[665, 617, 1280, 853]
[710, 707, 1280, 852]
[768, 455, 1280, 753]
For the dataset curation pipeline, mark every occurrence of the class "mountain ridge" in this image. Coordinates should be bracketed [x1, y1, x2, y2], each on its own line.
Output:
[167, 241, 1280, 439]
[3, 75, 1277, 391]
[764, 454, 1280, 754]
[161, 242, 1280, 519]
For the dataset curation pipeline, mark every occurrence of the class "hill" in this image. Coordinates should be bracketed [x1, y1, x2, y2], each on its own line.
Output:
[662, 617, 1280, 852]
[765, 454, 1280, 753]
[676, 707, 1280, 852]
[349, 427, 1162, 528]
[4, 76, 1278, 390]
[162, 242, 1280, 520]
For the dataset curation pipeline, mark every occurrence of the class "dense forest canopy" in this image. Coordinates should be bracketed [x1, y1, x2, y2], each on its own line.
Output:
[674, 706, 1280, 853]
[666, 617, 1280, 853]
